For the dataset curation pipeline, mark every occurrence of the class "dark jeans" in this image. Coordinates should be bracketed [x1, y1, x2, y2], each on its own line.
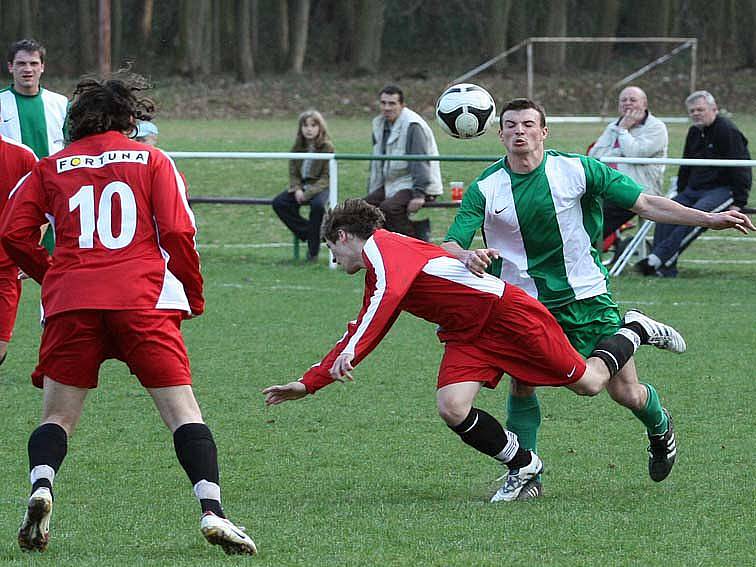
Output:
[365, 187, 417, 237]
[650, 185, 733, 276]
[272, 189, 329, 259]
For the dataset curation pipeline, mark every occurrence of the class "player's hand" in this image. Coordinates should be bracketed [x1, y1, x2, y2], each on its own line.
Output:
[707, 210, 756, 234]
[17, 269, 29, 280]
[461, 248, 500, 277]
[262, 381, 308, 405]
[329, 353, 355, 382]
[294, 189, 306, 204]
[407, 196, 426, 214]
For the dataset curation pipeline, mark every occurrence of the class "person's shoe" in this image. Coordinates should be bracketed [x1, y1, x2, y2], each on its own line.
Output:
[18, 487, 53, 552]
[515, 478, 543, 501]
[200, 512, 257, 555]
[490, 452, 544, 502]
[648, 408, 676, 482]
[635, 258, 657, 276]
[624, 309, 686, 354]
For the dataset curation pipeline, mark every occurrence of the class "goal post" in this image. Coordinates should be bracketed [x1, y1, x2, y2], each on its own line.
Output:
[453, 36, 698, 116]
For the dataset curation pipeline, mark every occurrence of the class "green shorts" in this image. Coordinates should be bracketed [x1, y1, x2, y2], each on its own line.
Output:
[549, 294, 622, 358]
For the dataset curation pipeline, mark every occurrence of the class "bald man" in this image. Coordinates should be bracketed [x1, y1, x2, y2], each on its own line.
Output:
[589, 86, 669, 238]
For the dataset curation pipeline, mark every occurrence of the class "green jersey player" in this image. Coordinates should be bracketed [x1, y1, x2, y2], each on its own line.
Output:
[442, 98, 755, 497]
[1, 39, 68, 253]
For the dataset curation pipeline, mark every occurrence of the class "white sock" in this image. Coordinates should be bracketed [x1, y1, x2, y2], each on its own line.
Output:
[30, 465, 55, 488]
[193, 479, 221, 502]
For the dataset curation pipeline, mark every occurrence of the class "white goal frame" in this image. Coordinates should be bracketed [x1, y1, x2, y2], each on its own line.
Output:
[453, 37, 698, 115]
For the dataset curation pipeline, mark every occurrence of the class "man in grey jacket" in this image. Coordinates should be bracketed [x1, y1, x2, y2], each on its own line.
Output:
[366, 85, 443, 239]
[589, 86, 669, 238]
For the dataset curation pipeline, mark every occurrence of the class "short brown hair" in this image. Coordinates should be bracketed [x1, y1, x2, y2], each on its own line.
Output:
[499, 98, 547, 128]
[321, 199, 385, 242]
[8, 38, 46, 64]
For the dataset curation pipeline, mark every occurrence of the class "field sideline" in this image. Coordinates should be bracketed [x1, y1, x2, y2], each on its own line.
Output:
[0, 119, 753, 566]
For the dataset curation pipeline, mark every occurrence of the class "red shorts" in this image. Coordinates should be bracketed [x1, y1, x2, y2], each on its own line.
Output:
[33, 309, 192, 389]
[437, 285, 586, 389]
[0, 266, 22, 342]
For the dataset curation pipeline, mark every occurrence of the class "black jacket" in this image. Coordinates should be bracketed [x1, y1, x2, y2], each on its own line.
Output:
[677, 115, 752, 208]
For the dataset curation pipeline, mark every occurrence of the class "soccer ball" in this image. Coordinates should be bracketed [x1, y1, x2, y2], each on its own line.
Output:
[435, 83, 496, 139]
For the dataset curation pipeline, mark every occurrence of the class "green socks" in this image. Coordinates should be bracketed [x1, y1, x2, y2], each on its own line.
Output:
[506, 393, 541, 453]
[632, 383, 668, 436]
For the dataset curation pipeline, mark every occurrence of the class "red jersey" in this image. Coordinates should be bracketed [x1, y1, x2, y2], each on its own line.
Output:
[0, 131, 203, 317]
[0, 134, 37, 268]
[301, 229, 510, 392]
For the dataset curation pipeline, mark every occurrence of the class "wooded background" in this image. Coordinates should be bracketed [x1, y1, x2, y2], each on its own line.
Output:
[2, 0, 756, 80]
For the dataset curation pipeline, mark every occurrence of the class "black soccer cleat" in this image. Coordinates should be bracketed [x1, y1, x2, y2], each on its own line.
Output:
[648, 408, 676, 482]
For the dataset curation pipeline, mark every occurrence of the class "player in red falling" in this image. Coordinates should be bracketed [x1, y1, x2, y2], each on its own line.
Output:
[0, 75, 255, 555]
[263, 199, 686, 503]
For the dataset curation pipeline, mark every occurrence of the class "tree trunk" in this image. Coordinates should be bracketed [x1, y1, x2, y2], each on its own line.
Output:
[287, 0, 310, 73]
[484, 0, 512, 72]
[140, 0, 154, 42]
[277, 0, 290, 70]
[78, 0, 97, 72]
[587, 0, 621, 70]
[236, 0, 255, 81]
[111, 0, 122, 68]
[178, 0, 210, 77]
[539, 0, 567, 73]
[353, 0, 384, 75]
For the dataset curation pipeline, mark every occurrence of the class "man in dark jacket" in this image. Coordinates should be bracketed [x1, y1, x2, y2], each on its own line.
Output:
[637, 90, 752, 277]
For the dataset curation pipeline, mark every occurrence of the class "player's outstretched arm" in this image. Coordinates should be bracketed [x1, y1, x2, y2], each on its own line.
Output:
[262, 382, 308, 405]
[633, 194, 756, 234]
[440, 241, 500, 277]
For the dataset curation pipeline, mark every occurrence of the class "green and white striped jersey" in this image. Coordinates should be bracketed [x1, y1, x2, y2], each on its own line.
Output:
[0, 86, 68, 158]
[444, 149, 642, 309]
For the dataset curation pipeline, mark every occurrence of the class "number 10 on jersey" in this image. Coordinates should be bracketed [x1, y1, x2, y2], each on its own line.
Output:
[69, 181, 137, 249]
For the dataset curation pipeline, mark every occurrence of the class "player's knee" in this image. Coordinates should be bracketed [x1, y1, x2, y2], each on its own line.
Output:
[437, 398, 472, 427]
[571, 377, 604, 397]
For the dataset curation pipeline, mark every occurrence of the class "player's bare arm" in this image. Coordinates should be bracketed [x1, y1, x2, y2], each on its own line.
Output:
[632, 193, 756, 234]
[441, 241, 501, 277]
[262, 382, 308, 405]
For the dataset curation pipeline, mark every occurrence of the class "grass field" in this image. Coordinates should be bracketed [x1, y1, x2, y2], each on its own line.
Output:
[0, 118, 753, 566]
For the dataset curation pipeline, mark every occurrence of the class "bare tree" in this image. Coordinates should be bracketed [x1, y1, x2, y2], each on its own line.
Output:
[353, 0, 384, 74]
[288, 0, 310, 73]
[178, 0, 211, 77]
[237, 0, 255, 81]
[277, 0, 290, 70]
[78, 0, 97, 72]
[484, 0, 512, 72]
[539, 0, 567, 72]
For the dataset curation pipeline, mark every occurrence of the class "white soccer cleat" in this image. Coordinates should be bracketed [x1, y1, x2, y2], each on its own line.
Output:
[624, 309, 686, 354]
[18, 487, 53, 552]
[490, 452, 544, 503]
[200, 512, 257, 555]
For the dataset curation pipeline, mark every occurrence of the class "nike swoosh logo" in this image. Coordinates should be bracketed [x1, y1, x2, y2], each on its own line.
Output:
[566, 366, 576, 378]
[494, 208, 506, 214]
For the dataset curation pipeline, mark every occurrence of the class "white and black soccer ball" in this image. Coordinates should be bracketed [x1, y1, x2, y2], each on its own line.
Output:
[435, 83, 496, 139]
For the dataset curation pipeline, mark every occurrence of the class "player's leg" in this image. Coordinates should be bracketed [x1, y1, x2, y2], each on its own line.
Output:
[19, 310, 104, 552]
[148, 385, 256, 555]
[20, 378, 88, 552]
[505, 380, 542, 499]
[0, 269, 23, 365]
[436, 351, 543, 503]
[603, 359, 676, 481]
[117, 309, 255, 555]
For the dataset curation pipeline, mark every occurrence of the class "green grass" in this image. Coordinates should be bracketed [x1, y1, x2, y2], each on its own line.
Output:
[0, 118, 754, 566]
